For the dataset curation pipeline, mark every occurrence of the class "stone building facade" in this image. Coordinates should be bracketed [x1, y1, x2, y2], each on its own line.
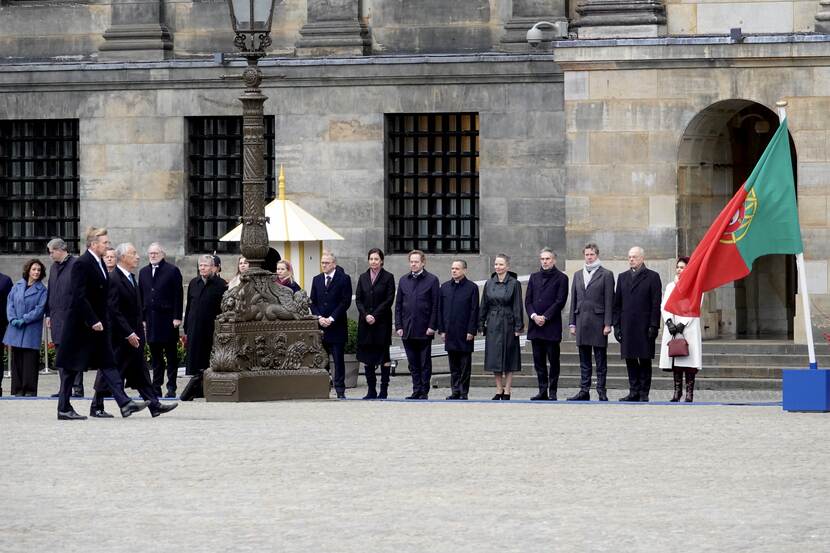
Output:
[1, 0, 829, 340]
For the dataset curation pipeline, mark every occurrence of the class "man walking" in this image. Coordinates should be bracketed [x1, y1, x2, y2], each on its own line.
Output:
[525, 248, 569, 401]
[45, 238, 81, 398]
[613, 246, 662, 402]
[55, 227, 149, 420]
[310, 251, 352, 399]
[395, 250, 439, 400]
[138, 243, 183, 398]
[568, 243, 615, 401]
[179, 255, 227, 401]
[437, 260, 479, 400]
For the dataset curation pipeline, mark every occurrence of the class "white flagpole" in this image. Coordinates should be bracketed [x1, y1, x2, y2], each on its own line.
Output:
[777, 100, 818, 370]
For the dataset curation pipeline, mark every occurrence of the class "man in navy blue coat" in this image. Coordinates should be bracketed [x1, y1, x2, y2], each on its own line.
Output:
[0, 270, 12, 395]
[525, 248, 569, 401]
[437, 260, 479, 400]
[138, 242, 183, 398]
[310, 251, 352, 399]
[395, 250, 440, 400]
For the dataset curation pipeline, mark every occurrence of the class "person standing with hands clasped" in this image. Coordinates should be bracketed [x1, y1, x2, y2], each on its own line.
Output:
[3, 259, 48, 396]
[355, 248, 395, 400]
[437, 259, 479, 400]
[659, 256, 702, 402]
[479, 254, 523, 400]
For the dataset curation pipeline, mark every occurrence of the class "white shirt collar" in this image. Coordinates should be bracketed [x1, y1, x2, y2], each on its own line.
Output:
[117, 265, 133, 280]
[325, 269, 336, 279]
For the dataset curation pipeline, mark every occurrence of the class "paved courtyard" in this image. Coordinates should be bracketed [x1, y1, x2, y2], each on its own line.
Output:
[1, 376, 828, 553]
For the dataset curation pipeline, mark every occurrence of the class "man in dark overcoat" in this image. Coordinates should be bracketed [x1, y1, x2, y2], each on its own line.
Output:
[99, 243, 177, 417]
[310, 251, 353, 399]
[180, 254, 227, 401]
[395, 250, 440, 400]
[437, 259, 479, 400]
[568, 243, 615, 401]
[0, 270, 11, 395]
[45, 238, 81, 397]
[525, 248, 569, 401]
[613, 246, 662, 402]
[54, 227, 149, 420]
[139, 242, 183, 398]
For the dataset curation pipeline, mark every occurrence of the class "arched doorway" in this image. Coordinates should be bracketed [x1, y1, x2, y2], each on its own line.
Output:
[677, 100, 798, 339]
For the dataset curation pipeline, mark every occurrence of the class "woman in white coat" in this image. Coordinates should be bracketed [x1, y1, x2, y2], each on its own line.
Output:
[659, 257, 702, 402]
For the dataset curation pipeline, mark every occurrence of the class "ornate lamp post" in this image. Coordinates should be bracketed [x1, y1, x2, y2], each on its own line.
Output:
[203, 0, 329, 401]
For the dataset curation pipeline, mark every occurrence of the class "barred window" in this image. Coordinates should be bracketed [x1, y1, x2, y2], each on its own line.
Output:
[386, 113, 480, 254]
[187, 116, 276, 254]
[0, 119, 80, 254]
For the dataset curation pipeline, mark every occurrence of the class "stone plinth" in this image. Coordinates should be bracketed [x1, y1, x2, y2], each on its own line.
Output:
[500, 0, 568, 52]
[817, 1, 830, 34]
[99, 0, 173, 61]
[573, 0, 666, 38]
[204, 368, 331, 401]
[295, 0, 370, 57]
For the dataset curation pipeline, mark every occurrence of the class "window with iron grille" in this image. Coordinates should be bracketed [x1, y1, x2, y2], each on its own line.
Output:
[187, 116, 275, 254]
[386, 113, 479, 254]
[0, 119, 80, 254]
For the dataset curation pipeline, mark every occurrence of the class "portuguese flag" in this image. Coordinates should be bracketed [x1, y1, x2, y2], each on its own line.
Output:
[665, 117, 803, 317]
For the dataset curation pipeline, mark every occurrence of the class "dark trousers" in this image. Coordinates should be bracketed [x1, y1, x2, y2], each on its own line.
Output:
[10, 347, 39, 396]
[364, 364, 391, 393]
[625, 357, 652, 399]
[59, 368, 130, 413]
[89, 368, 133, 410]
[530, 339, 560, 395]
[447, 351, 472, 398]
[578, 345, 608, 392]
[323, 341, 346, 394]
[403, 339, 432, 397]
[150, 340, 179, 394]
[92, 364, 160, 412]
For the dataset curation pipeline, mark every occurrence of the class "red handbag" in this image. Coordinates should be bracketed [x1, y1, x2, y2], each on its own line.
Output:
[667, 335, 689, 357]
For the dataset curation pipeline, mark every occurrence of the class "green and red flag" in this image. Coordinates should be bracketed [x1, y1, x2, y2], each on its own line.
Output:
[665, 117, 803, 317]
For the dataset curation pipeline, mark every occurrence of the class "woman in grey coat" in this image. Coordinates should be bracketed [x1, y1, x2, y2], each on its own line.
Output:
[479, 253, 524, 400]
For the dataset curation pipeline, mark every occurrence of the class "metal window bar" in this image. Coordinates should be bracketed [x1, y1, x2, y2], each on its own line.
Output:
[186, 116, 276, 254]
[386, 113, 479, 254]
[0, 119, 80, 254]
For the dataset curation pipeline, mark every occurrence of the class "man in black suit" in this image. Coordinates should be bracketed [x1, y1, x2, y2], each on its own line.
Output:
[54, 227, 149, 420]
[310, 251, 352, 399]
[179, 254, 227, 401]
[139, 242, 183, 398]
[93, 243, 177, 417]
[613, 246, 662, 402]
[0, 270, 12, 396]
[437, 260, 479, 400]
[395, 250, 440, 400]
[46, 238, 82, 398]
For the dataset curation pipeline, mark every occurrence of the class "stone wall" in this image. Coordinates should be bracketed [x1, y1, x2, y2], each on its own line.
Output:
[665, 0, 819, 35]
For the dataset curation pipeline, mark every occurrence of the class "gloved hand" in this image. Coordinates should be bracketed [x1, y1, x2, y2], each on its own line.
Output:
[11, 319, 24, 328]
[613, 327, 622, 342]
[675, 322, 686, 335]
[665, 318, 678, 336]
[647, 326, 659, 340]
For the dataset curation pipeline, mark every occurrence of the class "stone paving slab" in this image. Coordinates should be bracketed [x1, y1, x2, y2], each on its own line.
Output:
[1, 377, 828, 553]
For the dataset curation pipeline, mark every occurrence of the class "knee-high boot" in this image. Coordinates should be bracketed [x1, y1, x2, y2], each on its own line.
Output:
[378, 365, 391, 399]
[363, 365, 378, 399]
[670, 369, 683, 402]
[684, 369, 696, 403]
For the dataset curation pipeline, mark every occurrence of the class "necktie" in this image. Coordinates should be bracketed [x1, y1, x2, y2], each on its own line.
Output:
[129, 273, 137, 287]
[325, 275, 331, 289]
[152, 265, 158, 278]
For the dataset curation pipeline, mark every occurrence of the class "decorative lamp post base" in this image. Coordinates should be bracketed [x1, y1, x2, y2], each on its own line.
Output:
[204, 366, 331, 402]
[783, 369, 830, 412]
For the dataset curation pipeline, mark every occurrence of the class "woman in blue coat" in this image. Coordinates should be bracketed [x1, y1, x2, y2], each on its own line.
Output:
[3, 259, 48, 396]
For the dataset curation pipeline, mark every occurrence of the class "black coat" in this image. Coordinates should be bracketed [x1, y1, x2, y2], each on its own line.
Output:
[108, 268, 151, 389]
[310, 266, 353, 344]
[0, 272, 12, 343]
[437, 277, 479, 353]
[613, 266, 662, 359]
[184, 274, 227, 375]
[45, 255, 76, 345]
[524, 267, 569, 342]
[569, 266, 615, 348]
[55, 250, 116, 372]
[394, 270, 440, 341]
[479, 272, 523, 373]
[138, 258, 183, 344]
[355, 268, 395, 348]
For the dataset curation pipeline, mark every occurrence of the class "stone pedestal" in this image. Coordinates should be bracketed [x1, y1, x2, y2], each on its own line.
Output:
[573, 0, 666, 38]
[99, 0, 172, 60]
[205, 368, 331, 401]
[500, 0, 568, 52]
[295, 0, 370, 57]
[817, 1, 830, 34]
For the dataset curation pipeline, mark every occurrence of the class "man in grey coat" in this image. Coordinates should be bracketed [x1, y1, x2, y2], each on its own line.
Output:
[568, 243, 615, 401]
[45, 238, 81, 397]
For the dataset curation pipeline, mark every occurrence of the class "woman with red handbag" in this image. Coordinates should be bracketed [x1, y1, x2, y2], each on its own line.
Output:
[659, 257, 703, 402]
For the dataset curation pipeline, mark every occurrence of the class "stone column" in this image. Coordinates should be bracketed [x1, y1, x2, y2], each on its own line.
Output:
[98, 0, 173, 60]
[500, 0, 568, 51]
[572, 0, 666, 39]
[817, 0, 830, 33]
[295, 0, 370, 57]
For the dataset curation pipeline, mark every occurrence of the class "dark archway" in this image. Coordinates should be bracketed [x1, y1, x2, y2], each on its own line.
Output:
[677, 100, 798, 339]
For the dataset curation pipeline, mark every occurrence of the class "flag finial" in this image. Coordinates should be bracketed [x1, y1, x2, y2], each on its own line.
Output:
[278, 164, 286, 200]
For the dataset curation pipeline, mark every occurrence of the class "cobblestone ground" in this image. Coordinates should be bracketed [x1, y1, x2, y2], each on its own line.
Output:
[1, 374, 827, 553]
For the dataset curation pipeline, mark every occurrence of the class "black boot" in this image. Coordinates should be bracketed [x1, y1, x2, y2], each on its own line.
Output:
[363, 365, 378, 400]
[670, 370, 683, 402]
[378, 365, 390, 399]
[685, 369, 696, 403]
